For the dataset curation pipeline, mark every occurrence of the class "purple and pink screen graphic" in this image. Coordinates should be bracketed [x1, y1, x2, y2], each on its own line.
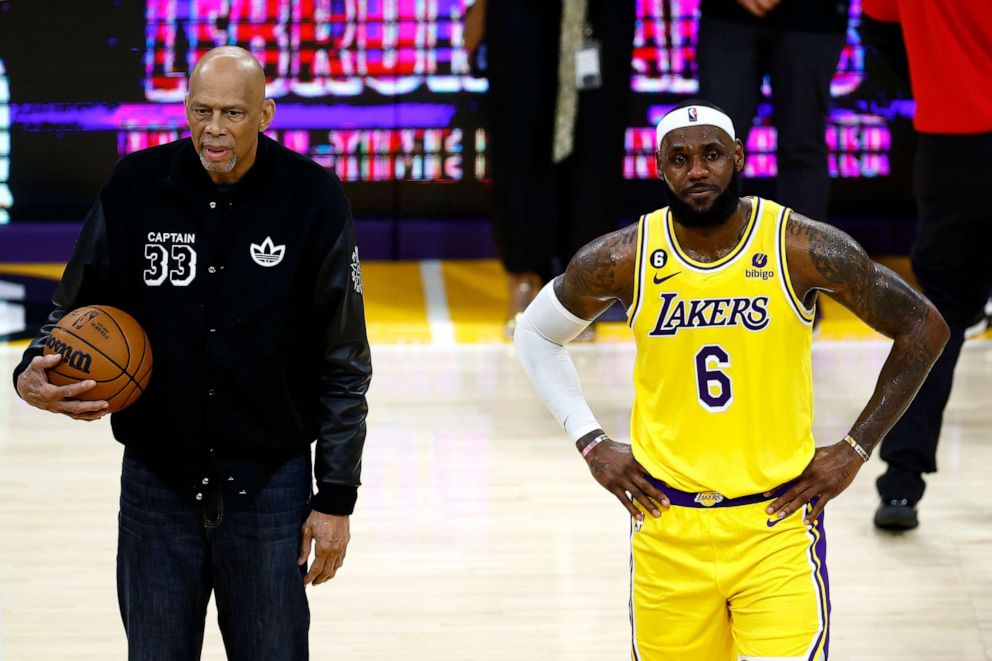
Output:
[145, 0, 484, 100]
[626, 0, 890, 179]
[9, 0, 900, 188]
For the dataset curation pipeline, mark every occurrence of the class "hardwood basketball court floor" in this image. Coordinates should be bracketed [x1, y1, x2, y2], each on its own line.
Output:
[1, 259, 990, 659]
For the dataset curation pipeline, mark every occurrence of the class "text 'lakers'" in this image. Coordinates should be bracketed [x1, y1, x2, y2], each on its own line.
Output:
[649, 294, 770, 336]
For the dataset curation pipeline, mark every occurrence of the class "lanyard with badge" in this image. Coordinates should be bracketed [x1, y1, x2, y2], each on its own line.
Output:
[575, 22, 602, 91]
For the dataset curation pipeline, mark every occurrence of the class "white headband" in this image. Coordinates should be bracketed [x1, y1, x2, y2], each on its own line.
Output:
[656, 105, 736, 150]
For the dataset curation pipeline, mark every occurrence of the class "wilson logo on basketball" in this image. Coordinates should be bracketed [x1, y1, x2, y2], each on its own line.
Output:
[44, 335, 93, 374]
[250, 236, 285, 267]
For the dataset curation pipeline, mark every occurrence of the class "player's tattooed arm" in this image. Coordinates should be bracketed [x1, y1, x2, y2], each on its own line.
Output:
[767, 215, 949, 524]
[788, 213, 949, 455]
[554, 223, 639, 320]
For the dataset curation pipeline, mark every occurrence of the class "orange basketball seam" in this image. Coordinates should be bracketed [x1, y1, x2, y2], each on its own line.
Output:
[47, 366, 125, 384]
[91, 305, 133, 369]
[134, 360, 153, 392]
[102, 374, 140, 406]
[119, 382, 142, 410]
[128, 323, 151, 394]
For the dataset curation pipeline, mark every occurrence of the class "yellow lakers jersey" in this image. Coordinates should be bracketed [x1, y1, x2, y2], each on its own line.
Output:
[627, 197, 816, 497]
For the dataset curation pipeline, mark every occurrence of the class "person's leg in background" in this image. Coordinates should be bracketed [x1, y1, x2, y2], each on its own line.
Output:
[117, 450, 212, 660]
[486, 0, 561, 336]
[212, 453, 312, 661]
[556, 0, 634, 337]
[768, 28, 846, 223]
[875, 133, 992, 530]
[697, 16, 764, 178]
[562, 0, 633, 257]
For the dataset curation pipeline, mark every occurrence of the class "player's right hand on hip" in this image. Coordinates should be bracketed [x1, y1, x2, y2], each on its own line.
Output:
[16, 354, 109, 421]
[580, 436, 670, 520]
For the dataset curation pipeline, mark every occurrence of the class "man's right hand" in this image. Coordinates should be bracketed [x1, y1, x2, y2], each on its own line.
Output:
[16, 354, 109, 421]
[578, 434, 670, 520]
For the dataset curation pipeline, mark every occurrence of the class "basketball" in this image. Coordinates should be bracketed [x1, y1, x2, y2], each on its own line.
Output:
[42, 305, 153, 413]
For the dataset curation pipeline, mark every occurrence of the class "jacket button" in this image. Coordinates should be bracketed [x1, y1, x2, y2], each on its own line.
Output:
[209, 201, 216, 209]
[208, 266, 216, 274]
[202, 477, 210, 485]
[195, 492, 203, 501]
[207, 388, 216, 396]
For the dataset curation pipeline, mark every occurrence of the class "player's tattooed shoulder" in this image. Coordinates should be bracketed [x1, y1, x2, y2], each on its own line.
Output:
[570, 225, 638, 298]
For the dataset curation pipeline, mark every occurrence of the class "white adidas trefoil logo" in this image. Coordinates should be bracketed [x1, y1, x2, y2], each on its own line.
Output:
[250, 236, 285, 267]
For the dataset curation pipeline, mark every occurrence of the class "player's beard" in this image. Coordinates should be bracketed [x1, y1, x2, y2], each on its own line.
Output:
[665, 169, 742, 229]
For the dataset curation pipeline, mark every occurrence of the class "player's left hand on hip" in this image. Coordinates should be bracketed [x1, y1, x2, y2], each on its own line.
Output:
[299, 512, 350, 586]
[766, 441, 862, 525]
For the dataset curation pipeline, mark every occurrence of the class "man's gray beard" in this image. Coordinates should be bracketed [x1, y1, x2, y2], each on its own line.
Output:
[199, 152, 237, 174]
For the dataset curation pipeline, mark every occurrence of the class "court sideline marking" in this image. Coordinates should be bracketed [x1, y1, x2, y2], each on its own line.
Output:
[419, 260, 455, 345]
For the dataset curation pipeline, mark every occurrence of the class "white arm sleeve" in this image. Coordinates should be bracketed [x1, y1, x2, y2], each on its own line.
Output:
[513, 281, 602, 441]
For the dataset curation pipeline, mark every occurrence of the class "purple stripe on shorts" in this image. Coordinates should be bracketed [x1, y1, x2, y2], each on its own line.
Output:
[645, 477, 798, 508]
[815, 508, 831, 660]
[805, 502, 831, 661]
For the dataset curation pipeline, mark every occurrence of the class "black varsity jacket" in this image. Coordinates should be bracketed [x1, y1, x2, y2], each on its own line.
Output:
[12, 135, 372, 515]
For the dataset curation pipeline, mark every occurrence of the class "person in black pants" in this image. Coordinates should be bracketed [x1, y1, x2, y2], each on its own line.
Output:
[466, 0, 635, 338]
[873, 134, 992, 528]
[696, 0, 849, 224]
[861, 0, 992, 530]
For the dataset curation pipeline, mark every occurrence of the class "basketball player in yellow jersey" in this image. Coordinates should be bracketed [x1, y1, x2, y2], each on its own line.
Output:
[514, 100, 949, 660]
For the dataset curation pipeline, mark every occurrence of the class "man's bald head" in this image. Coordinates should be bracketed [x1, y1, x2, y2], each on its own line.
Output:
[185, 47, 275, 184]
[189, 47, 266, 102]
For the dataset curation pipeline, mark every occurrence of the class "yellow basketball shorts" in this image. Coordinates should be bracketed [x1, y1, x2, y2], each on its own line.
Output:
[630, 481, 829, 661]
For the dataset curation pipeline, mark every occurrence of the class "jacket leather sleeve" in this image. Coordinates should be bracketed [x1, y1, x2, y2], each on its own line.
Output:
[12, 196, 111, 393]
[307, 205, 372, 516]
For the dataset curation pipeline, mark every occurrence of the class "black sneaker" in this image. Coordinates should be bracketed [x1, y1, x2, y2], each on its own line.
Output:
[964, 310, 988, 339]
[874, 499, 919, 531]
[964, 296, 992, 340]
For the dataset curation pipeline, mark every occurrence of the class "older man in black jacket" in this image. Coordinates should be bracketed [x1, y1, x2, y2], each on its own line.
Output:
[12, 47, 371, 660]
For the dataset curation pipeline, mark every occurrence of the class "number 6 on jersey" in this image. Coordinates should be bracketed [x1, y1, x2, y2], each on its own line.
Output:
[695, 345, 732, 412]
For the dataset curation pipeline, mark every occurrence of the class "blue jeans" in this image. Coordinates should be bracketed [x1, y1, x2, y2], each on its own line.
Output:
[117, 450, 312, 660]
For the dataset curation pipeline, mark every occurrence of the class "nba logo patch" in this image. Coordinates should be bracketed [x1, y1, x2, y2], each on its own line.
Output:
[693, 491, 725, 507]
[688, 107, 698, 122]
[752, 253, 768, 268]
